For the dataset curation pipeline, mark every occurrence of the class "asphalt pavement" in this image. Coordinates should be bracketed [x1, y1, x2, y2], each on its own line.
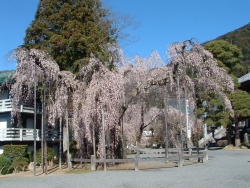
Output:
[0, 148, 249, 188]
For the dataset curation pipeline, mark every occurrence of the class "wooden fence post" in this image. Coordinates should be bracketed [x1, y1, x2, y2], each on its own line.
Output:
[205, 149, 208, 161]
[188, 148, 192, 161]
[178, 153, 183, 167]
[188, 148, 192, 156]
[134, 155, 138, 171]
[91, 155, 96, 171]
[203, 149, 208, 163]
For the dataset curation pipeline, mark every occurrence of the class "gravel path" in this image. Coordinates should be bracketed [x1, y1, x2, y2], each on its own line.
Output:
[1, 149, 250, 188]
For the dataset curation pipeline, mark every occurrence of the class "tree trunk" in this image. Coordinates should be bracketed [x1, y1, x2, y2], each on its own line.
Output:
[136, 105, 145, 157]
[136, 132, 142, 157]
[234, 118, 240, 147]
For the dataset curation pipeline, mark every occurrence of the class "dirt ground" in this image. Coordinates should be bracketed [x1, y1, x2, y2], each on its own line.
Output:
[106, 160, 197, 171]
[223, 144, 248, 150]
[0, 159, 199, 178]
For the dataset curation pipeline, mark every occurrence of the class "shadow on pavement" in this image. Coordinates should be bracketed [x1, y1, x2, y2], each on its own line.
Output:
[207, 147, 223, 151]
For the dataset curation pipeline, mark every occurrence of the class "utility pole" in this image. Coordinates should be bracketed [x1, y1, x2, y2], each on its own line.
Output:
[164, 93, 169, 160]
[176, 63, 184, 167]
[41, 77, 44, 174]
[33, 62, 37, 176]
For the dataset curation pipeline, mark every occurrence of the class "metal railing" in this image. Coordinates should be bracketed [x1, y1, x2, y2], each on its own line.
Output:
[0, 99, 42, 113]
[0, 128, 59, 141]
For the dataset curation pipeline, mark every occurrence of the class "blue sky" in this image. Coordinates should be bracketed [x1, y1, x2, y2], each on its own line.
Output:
[1, 0, 250, 71]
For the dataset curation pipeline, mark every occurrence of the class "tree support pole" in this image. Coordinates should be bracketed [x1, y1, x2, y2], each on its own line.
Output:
[33, 62, 37, 176]
[176, 64, 183, 167]
[164, 94, 169, 161]
[102, 109, 106, 172]
[59, 117, 62, 169]
[66, 108, 70, 171]
[41, 86, 44, 174]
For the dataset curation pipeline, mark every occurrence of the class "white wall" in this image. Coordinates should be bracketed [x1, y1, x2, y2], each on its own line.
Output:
[0, 119, 7, 129]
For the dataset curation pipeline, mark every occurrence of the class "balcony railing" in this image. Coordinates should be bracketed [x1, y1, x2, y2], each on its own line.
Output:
[0, 99, 42, 113]
[0, 128, 60, 142]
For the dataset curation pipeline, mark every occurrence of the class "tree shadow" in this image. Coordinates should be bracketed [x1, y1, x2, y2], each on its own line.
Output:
[207, 147, 223, 150]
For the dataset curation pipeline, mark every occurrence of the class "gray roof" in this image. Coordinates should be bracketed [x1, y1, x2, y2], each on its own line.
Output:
[0, 70, 15, 85]
[238, 72, 250, 83]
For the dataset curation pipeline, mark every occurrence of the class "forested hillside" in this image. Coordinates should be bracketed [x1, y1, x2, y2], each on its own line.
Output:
[207, 23, 250, 66]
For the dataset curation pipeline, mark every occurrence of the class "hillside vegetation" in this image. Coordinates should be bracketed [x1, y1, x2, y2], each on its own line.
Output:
[207, 23, 250, 67]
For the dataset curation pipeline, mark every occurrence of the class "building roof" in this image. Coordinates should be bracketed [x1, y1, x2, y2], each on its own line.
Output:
[238, 72, 250, 83]
[0, 70, 15, 85]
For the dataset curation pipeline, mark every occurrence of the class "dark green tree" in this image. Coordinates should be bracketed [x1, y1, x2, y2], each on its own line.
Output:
[229, 90, 250, 147]
[215, 23, 250, 67]
[205, 40, 246, 77]
[196, 92, 230, 128]
[24, 0, 117, 73]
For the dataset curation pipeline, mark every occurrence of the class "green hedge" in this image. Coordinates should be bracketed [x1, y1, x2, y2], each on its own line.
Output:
[0, 154, 12, 175]
[3, 145, 27, 159]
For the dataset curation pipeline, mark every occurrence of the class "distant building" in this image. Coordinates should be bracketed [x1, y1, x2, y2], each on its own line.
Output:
[238, 72, 250, 134]
[0, 70, 60, 156]
[238, 72, 250, 93]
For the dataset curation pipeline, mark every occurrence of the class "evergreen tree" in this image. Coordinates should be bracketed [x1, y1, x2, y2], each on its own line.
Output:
[196, 92, 231, 128]
[215, 23, 250, 67]
[24, 0, 117, 73]
[204, 40, 246, 77]
[229, 90, 250, 147]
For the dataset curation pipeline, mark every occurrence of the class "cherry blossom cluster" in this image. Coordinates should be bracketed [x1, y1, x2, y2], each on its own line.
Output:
[6, 40, 235, 159]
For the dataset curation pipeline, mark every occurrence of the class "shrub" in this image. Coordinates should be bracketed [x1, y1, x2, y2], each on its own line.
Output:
[217, 140, 228, 147]
[12, 157, 29, 172]
[3, 145, 27, 159]
[70, 140, 78, 157]
[54, 151, 67, 164]
[36, 147, 54, 165]
[27, 152, 33, 162]
[0, 154, 12, 175]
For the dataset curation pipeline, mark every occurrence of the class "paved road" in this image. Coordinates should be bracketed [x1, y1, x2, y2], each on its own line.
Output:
[1, 149, 250, 188]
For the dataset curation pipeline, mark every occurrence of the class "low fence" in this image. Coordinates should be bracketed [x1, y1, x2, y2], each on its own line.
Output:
[71, 148, 208, 171]
[0, 149, 208, 175]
